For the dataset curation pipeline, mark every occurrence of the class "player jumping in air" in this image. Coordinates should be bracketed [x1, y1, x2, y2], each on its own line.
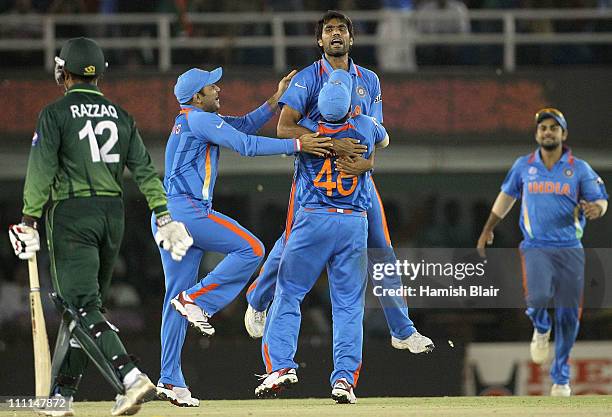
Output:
[256, 69, 388, 403]
[244, 10, 434, 353]
[153, 67, 332, 406]
[477, 108, 608, 397]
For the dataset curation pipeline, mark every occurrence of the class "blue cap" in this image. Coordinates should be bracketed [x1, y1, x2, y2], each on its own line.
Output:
[174, 67, 223, 104]
[318, 69, 352, 122]
[535, 107, 567, 131]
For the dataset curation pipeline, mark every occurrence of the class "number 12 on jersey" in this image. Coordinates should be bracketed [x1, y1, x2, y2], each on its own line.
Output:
[79, 120, 119, 163]
[313, 158, 358, 196]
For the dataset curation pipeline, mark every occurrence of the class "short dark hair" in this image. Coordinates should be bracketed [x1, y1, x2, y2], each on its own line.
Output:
[315, 10, 354, 53]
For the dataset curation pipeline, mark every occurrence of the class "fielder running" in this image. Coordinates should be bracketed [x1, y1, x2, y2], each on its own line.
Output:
[477, 108, 608, 397]
[153, 67, 332, 406]
[256, 69, 387, 404]
[245, 10, 433, 353]
[8, 37, 192, 416]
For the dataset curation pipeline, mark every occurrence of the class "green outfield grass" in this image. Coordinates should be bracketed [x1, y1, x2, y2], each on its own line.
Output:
[3, 396, 612, 417]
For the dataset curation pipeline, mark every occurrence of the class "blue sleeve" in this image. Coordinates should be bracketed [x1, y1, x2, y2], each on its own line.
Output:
[500, 158, 524, 199]
[370, 117, 387, 145]
[297, 117, 318, 133]
[220, 102, 275, 135]
[278, 69, 313, 116]
[579, 161, 608, 201]
[369, 72, 383, 123]
[189, 112, 297, 156]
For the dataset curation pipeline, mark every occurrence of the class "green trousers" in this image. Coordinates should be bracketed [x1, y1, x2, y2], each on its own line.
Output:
[46, 197, 135, 396]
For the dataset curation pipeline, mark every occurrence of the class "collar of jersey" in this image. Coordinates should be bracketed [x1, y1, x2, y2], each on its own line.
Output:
[533, 145, 573, 165]
[320, 55, 360, 77]
[180, 104, 204, 112]
[66, 83, 103, 96]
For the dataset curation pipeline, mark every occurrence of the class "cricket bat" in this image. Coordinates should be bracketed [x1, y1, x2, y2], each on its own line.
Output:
[28, 255, 51, 396]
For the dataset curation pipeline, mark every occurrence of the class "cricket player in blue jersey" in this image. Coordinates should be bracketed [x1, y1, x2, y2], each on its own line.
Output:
[152, 67, 332, 406]
[255, 69, 387, 404]
[244, 10, 434, 354]
[477, 108, 608, 397]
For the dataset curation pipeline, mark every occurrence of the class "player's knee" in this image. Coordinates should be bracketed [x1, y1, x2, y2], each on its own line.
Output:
[244, 236, 265, 261]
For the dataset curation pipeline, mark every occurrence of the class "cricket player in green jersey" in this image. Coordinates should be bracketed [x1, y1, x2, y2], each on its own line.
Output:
[8, 37, 193, 416]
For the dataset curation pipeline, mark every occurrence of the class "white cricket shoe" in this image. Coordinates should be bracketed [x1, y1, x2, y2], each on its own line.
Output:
[255, 368, 298, 398]
[170, 291, 215, 336]
[244, 304, 267, 338]
[331, 378, 357, 404]
[551, 383, 571, 397]
[530, 329, 551, 364]
[391, 331, 435, 353]
[111, 373, 156, 416]
[156, 383, 199, 407]
[36, 395, 74, 416]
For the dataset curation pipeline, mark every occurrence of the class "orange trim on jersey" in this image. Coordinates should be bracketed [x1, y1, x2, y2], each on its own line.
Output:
[263, 343, 273, 373]
[353, 62, 362, 77]
[519, 249, 528, 298]
[190, 283, 220, 300]
[208, 213, 264, 257]
[353, 362, 362, 387]
[317, 123, 356, 135]
[246, 278, 258, 295]
[527, 151, 536, 164]
[371, 178, 391, 247]
[202, 144, 212, 199]
[319, 60, 329, 76]
[179, 108, 193, 118]
[285, 181, 297, 242]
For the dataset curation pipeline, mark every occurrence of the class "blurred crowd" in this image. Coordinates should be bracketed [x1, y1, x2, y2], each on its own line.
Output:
[1, 0, 611, 14]
[1, 179, 611, 345]
[1, 0, 611, 69]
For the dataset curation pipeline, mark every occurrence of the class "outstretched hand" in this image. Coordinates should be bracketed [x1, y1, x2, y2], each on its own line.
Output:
[277, 70, 298, 96]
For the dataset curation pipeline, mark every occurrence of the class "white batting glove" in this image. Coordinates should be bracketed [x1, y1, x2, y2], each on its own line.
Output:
[9, 223, 40, 260]
[154, 214, 193, 262]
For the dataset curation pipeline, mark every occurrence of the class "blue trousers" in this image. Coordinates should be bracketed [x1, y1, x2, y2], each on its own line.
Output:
[262, 208, 368, 387]
[152, 195, 265, 387]
[520, 245, 584, 385]
[247, 178, 415, 339]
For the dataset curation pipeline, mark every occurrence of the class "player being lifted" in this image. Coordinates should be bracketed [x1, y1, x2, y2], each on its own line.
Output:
[153, 67, 332, 406]
[256, 69, 387, 403]
[8, 37, 192, 416]
[245, 10, 434, 353]
[477, 108, 608, 396]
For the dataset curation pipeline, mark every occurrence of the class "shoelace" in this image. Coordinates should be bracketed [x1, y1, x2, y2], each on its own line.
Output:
[535, 335, 548, 348]
[254, 311, 265, 322]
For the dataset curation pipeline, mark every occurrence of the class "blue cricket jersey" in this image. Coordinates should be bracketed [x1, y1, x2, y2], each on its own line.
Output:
[164, 103, 298, 204]
[501, 147, 608, 247]
[279, 55, 383, 126]
[296, 115, 387, 212]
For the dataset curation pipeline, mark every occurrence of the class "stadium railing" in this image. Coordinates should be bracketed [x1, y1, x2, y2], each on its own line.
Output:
[0, 9, 611, 72]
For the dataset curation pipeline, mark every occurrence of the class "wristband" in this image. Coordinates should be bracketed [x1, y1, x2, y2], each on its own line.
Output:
[156, 213, 173, 228]
[21, 215, 39, 229]
[295, 138, 302, 152]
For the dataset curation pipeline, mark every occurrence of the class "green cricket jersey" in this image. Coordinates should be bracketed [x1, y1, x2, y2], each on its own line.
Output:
[23, 83, 168, 219]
